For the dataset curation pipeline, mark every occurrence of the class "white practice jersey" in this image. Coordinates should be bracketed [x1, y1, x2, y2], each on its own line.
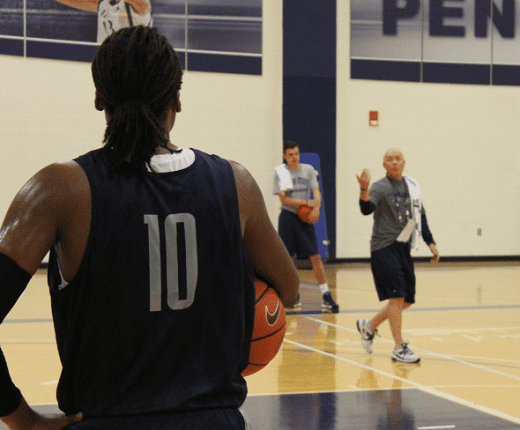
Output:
[97, 0, 153, 43]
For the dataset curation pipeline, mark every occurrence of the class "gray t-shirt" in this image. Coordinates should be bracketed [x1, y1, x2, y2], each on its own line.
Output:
[369, 176, 420, 252]
[273, 164, 319, 214]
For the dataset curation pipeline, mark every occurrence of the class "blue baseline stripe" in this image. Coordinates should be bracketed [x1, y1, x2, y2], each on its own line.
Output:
[492, 64, 520, 86]
[351, 59, 420, 82]
[351, 59, 520, 86]
[0, 38, 24, 57]
[187, 5, 262, 17]
[188, 52, 261, 75]
[423, 62, 490, 85]
[26, 40, 97, 62]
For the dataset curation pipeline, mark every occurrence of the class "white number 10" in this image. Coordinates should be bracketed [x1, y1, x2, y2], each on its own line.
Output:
[144, 214, 198, 312]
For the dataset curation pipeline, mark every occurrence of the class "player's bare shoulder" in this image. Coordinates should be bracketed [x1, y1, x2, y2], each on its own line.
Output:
[229, 159, 264, 206]
[44, 161, 90, 194]
[229, 160, 255, 191]
[24, 161, 91, 218]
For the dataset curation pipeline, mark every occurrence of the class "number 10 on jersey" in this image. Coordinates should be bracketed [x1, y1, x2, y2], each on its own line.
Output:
[144, 214, 198, 312]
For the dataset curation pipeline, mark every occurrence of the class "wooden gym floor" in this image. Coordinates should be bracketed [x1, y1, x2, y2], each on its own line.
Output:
[0, 261, 519, 429]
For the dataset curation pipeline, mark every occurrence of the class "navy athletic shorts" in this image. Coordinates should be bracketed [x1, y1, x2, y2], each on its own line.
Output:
[67, 408, 250, 430]
[370, 241, 416, 304]
[278, 209, 319, 259]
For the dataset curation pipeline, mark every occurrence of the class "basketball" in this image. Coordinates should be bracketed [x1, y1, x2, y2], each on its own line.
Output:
[298, 204, 313, 223]
[242, 279, 286, 377]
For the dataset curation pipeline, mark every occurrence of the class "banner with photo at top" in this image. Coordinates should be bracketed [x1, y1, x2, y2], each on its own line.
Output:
[0, 0, 262, 75]
[351, 0, 520, 86]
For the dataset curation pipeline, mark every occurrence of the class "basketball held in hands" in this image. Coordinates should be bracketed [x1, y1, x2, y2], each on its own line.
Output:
[298, 204, 313, 223]
[242, 279, 286, 377]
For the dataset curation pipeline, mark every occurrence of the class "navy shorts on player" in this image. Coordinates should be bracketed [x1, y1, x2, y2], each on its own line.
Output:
[278, 209, 319, 259]
[370, 241, 416, 304]
[67, 408, 251, 430]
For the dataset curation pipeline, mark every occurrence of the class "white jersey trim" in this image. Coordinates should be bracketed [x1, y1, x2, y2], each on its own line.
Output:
[147, 148, 196, 173]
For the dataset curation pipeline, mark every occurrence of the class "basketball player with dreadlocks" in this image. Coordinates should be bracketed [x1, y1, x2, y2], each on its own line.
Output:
[0, 26, 298, 429]
[54, 0, 153, 43]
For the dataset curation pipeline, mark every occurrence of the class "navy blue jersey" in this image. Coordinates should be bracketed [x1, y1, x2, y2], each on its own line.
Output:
[48, 149, 255, 418]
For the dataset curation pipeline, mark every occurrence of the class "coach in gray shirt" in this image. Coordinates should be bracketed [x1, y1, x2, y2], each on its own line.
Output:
[355, 148, 439, 364]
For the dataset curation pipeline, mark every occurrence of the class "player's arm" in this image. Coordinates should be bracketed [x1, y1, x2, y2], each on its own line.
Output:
[0, 163, 86, 429]
[125, 0, 151, 16]
[306, 187, 321, 223]
[0, 165, 65, 275]
[421, 206, 440, 263]
[0, 162, 90, 276]
[54, 0, 98, 12]
[308, 187, 321, 208]
[278, 192, 307, 208]
[232, 161, 299, 307]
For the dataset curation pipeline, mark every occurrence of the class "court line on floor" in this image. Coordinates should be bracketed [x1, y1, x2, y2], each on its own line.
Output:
[282, 337, 520, 425]
[406, 326, 520, 335]
[417, 426, 455, 429]
[285, 303, 520, 316]
[404, 304, 520, 312]
[0, 339, 55, 344]
[2, 318, 53, 324]
[347, 288, 519, 307]
[305, 316, 520, 382]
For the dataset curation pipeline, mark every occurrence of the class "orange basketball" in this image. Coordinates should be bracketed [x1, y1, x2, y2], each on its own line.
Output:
[298, 204, 313, 223]
[242, 279, 286, 376]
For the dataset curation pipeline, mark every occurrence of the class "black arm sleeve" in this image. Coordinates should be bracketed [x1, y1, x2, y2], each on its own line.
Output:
[0, 252, 31, 417]
[360, 199, 375, 215]
[421, 212, 435, 245]
[0, 351, 21, 417]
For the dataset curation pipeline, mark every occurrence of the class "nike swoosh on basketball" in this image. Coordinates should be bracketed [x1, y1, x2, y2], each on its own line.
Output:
[266, 303, 281, 326]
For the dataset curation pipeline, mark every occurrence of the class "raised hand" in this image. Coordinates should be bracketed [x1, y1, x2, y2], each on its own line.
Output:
[356, 168, 371, 190]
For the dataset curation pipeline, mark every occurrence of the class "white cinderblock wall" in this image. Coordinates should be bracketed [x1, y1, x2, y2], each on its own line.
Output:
[336, 0, 520, 259]
[0, 1, 283, 242]
[1, 1, 519, 260]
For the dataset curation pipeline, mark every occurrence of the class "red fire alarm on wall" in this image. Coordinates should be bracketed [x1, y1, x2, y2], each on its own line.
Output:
[369, 111, 379, 127]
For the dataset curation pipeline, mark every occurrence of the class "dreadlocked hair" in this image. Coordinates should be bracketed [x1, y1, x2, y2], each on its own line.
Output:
[91, 26, 183, 171]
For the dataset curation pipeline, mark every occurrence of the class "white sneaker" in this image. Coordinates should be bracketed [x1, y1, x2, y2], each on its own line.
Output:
[391, 343, 420, 363]
[357, 319, 377, 354]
